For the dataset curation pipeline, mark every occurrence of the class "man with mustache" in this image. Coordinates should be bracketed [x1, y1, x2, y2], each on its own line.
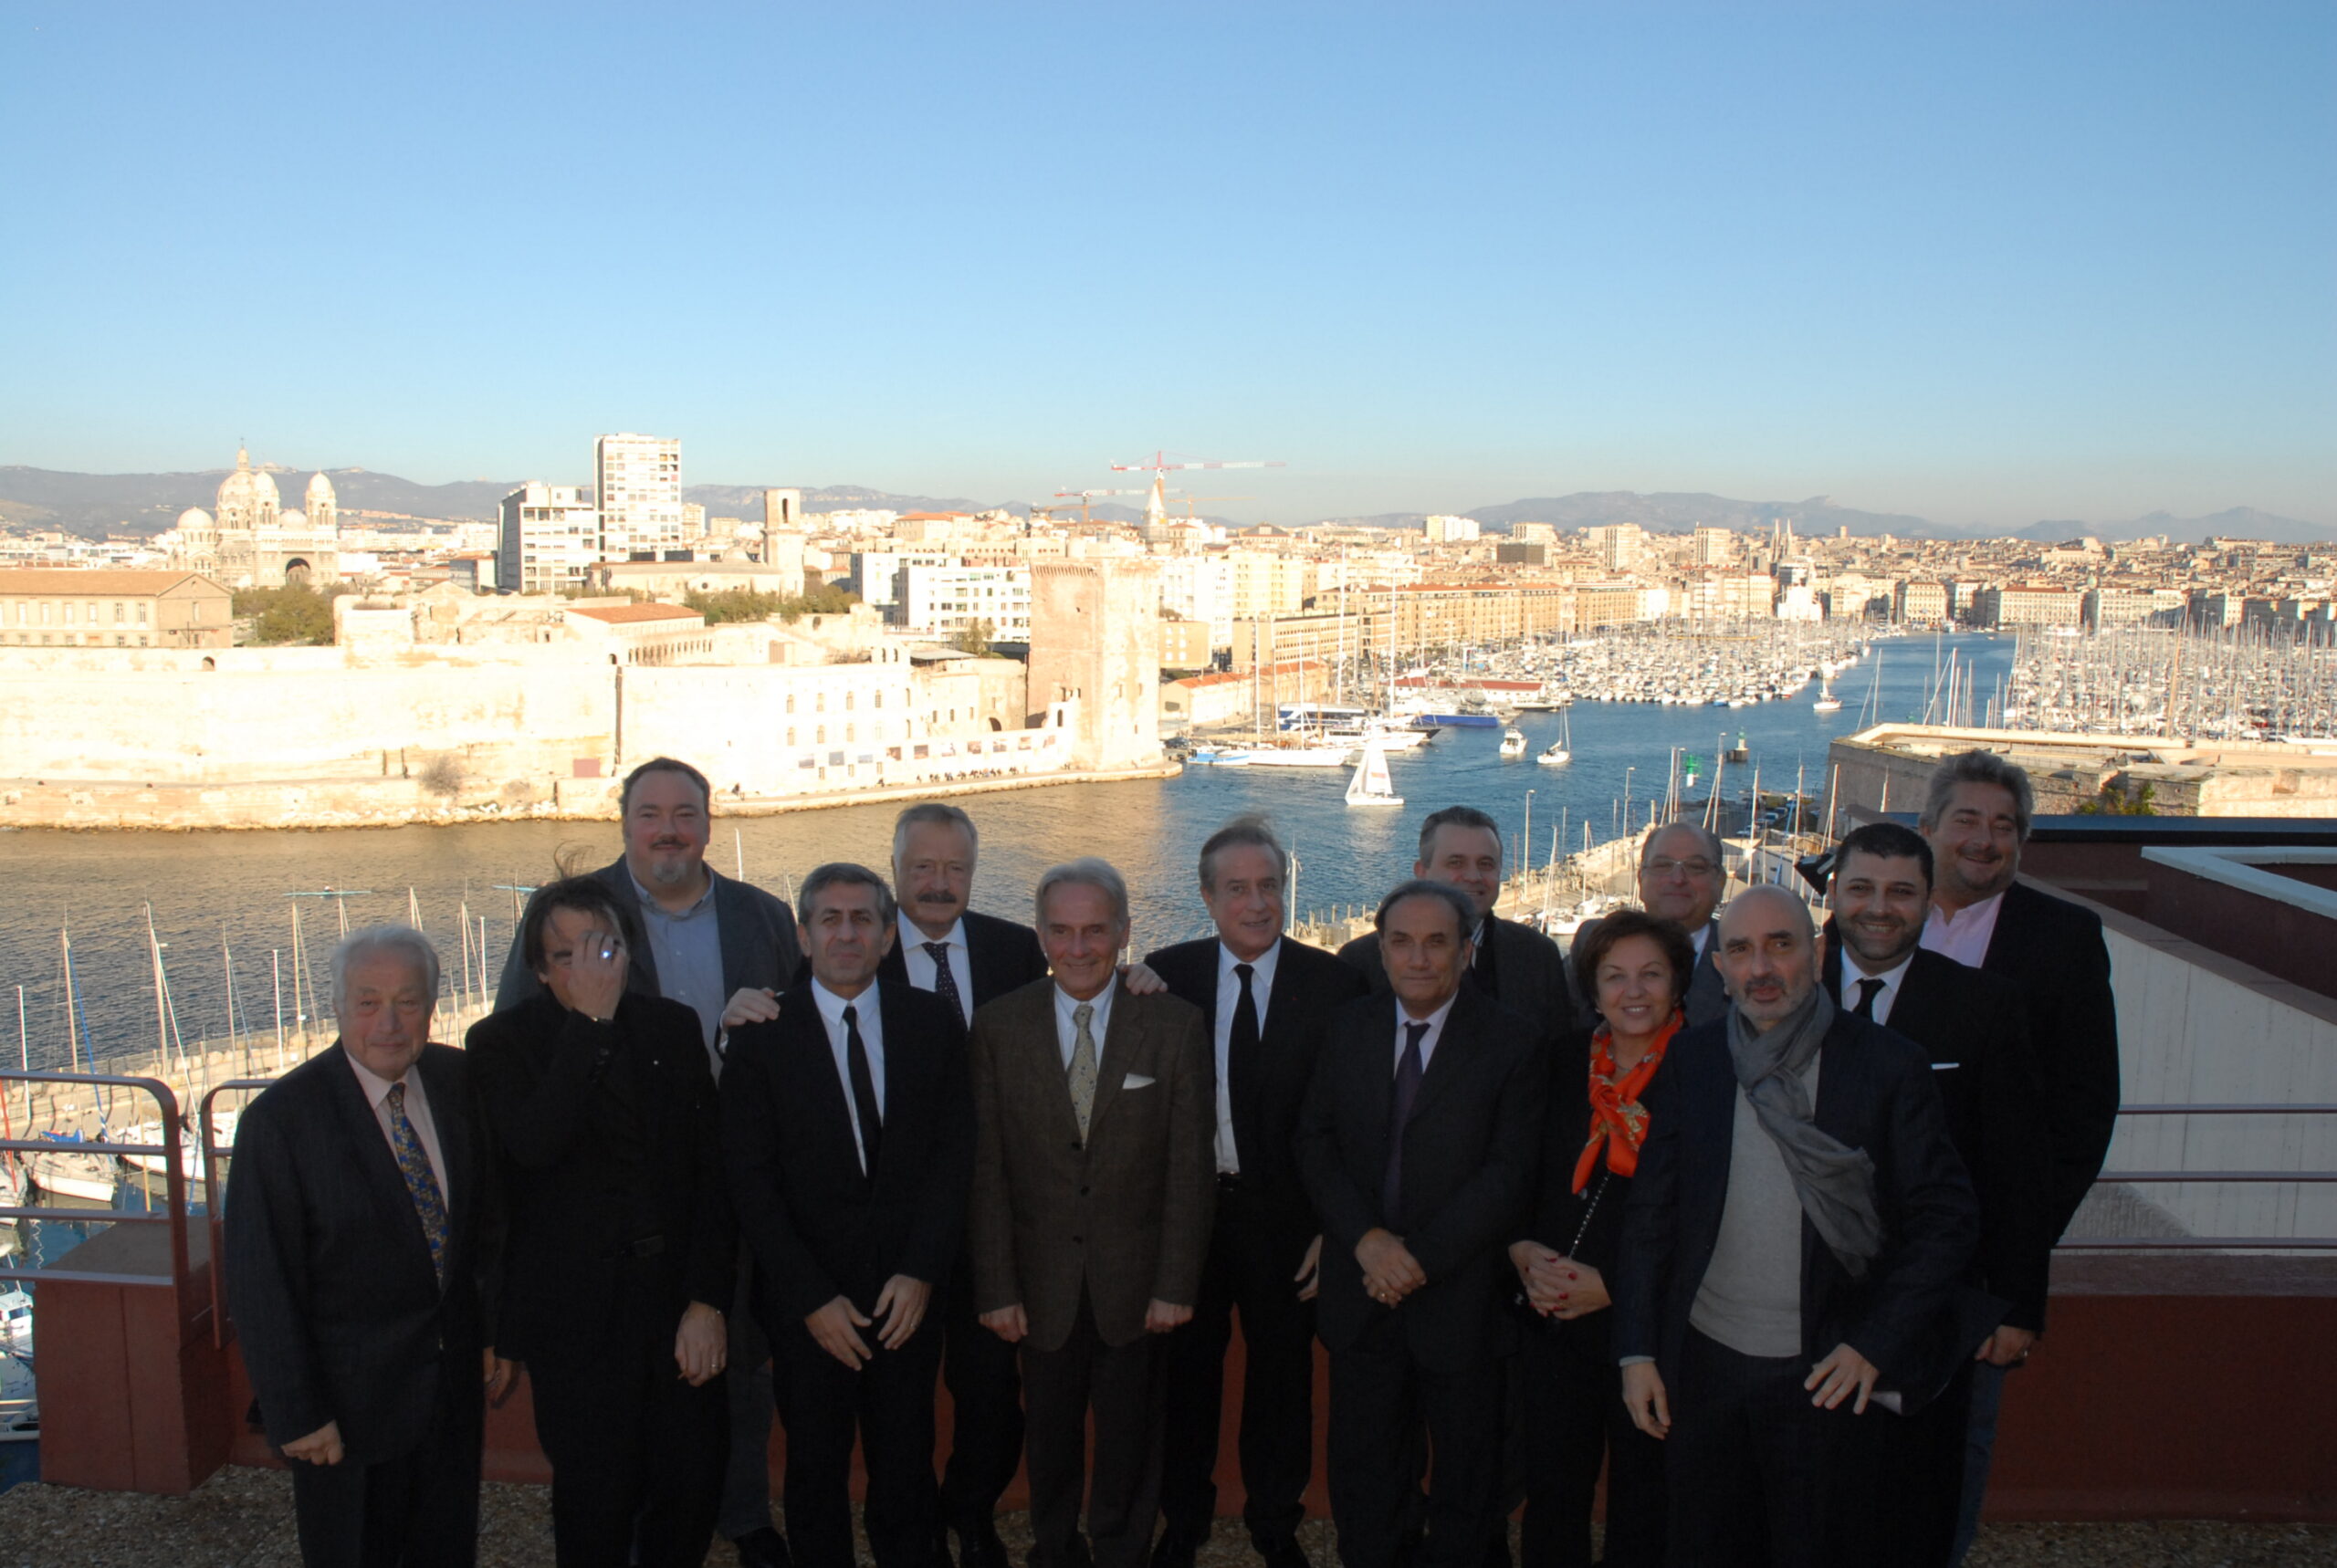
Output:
[497, 756, 806, 1568]
[1916, 751, 2121, 1564]
[1821, 821, 2051, 1565]
[1613, 886, 1978, 1567]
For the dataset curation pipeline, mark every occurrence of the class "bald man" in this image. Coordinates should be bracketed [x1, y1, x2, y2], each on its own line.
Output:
[1610, 887, 1982, 1567]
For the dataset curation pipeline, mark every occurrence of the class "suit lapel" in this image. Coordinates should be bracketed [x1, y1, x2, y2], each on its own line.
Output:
[1406, 987, 1483, 1125]
[416, 1045, 470, 1225]
[1014, 985, 1086, 1146]
[712, 871, 762, 996]
[791, 989, 870, 1180]
[324, 1046, 438, 1281]
[1085, 987, 1137, 1134]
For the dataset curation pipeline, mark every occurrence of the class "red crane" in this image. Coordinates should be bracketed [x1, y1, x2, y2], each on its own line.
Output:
[1109, 451, 1286, 525]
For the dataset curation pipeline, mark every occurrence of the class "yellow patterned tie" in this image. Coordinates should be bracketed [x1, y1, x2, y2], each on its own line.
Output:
[1069, 1002, 1099, 1140]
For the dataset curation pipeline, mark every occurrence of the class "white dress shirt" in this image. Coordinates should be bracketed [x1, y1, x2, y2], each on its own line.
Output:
[811, 978, 886, 1173]
[898, 912, 975, 1024]
[1691, 923, 1713, 962]
[1923, 891, 2007, 968]
[1053, 981, 1116, 1068]
[1212, 940, 1280, 1174]
[344, 1050, 448, 1199]
[1392, 991, 1460, 1074]
[1840, 950, 1916, 1027]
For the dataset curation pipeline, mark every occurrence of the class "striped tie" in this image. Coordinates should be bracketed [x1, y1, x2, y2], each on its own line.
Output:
[385, 1082, 449, 1282]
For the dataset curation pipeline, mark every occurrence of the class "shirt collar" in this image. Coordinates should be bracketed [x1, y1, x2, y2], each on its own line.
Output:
[811, 977, 876, 1030]
[1398, 990, 1461, 1035]
[1219, 937, 1280, 984]
[342, 1045, 414, 1108]
[900, 911, 966, 950]
[1056, 979, 1116, 1037]
[1844, 948, 1916, 993]
[1932, 888, 2007, 928]
[630, 866, 718, 919]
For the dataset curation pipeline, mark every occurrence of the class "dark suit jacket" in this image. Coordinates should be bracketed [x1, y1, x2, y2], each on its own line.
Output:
[1339, 912, 1576, 1049]
[1822, 936, 2055, 1332]
[225, 1041, 492, 1463]
[1519, 1025, 1619, 1363]
[722, 978, 970, 1328]
[1977, 879, 2122, 1240]
[1298, 988, 1549, 1374]
[494, 855, 804, 1016]
[1611, 1013, 1981, 1408]
[878, 907, 1052, 1016]
[1568, 915, 1726, 1030]
[466, 992, 735, 1362]
[1143, 934, 1371, 1260]
[968, 979, 1214, 1352]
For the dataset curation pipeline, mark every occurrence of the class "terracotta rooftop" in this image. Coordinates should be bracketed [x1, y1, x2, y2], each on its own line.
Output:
[564, 601, 703, 625]
[0, 570, 219, 594]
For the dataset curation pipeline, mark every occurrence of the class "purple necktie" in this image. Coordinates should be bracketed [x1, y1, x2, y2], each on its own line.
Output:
[1381, 1020, 1430, 1220]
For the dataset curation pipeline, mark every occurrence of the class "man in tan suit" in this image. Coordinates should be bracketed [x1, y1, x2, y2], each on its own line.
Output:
[969, 857, 1215, 1568]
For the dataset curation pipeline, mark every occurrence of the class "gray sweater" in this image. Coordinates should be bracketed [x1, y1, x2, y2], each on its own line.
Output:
[1688, 1059, 1821, 1359]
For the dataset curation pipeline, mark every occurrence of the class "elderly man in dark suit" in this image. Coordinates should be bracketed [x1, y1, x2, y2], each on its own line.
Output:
[1821, 821, 2052, 1566]
[1146, 815, 1369, 1568]
[1614, 886, 1981, 1568]
[968, 858, 1215, 1568]
[469, 875, 737, 1568]
[724, 862, 974, 1568]
[877, 802, 1050, 1568]
[1572, 821, 1730, 1030]
[1916, 750, 2122, 1563]
[495, 755, 805, 1568]
[227, 925, 499, 1568]
[1299, 880, 1547, 1568]
[1336, 805, 1576, 1049]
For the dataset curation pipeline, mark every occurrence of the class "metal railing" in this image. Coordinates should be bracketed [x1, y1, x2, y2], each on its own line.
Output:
[198, 1079, 275, 1346]
[0, 1071, 197, 1302]
[2060, 1103, 2337, 1251]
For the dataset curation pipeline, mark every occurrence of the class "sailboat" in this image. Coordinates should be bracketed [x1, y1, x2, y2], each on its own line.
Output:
[1345, 739, 1403, 808]
[1812, 677, 1842, 714]
[1535, 708, 1572, 766]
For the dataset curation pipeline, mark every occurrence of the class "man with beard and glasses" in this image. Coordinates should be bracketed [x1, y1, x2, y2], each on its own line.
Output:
[1821, 821, 2051, 1566]
[1612, 886, 1978, 1567]
[497, 756, 805, 1568]
[1916, 751, 2121, 1564]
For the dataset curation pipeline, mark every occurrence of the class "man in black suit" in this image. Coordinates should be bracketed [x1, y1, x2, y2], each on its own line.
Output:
[1614, 886, 1981, 1568]
[878, 803, 1051, 1568]
[1299, 881, 1547, 1568]
[1821, 821, 2052, 1566]
[1916, 750, 2122, 1563]
[724, 862, 975, 1568]
[1146, 816, 1369, 1568]
[227, 925, 499, 1568]
[1337, 805, 1576, 1050]
[470, 876, 736, 1568]
[1571, 821, 1730, 1030]
[496, 755, 804, 1568]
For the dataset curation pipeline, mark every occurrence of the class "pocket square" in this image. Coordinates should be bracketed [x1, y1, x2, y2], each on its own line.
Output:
[1123, 1073, 1156, 1089]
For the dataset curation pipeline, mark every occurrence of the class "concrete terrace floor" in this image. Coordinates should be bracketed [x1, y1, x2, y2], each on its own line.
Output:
[0, 1470, 2332, 1568]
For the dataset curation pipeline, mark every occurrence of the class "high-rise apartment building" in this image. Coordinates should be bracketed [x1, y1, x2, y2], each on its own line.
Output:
[1584, 523, 1647, 572]
[498, 482, 601, 596]
[594, 434, 684, 560]
[1692, 526, 1734, 565]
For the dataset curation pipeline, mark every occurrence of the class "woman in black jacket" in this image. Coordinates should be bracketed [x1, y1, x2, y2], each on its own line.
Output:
[1512, 908, 1694, 1568]
[469, 875, 736, 1568]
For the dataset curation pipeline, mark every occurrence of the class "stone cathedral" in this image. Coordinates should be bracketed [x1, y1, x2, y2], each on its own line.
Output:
[170, 446, 342, 588]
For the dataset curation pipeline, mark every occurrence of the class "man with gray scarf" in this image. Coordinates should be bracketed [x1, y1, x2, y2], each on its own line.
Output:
[1610, 887, 1981, 1567]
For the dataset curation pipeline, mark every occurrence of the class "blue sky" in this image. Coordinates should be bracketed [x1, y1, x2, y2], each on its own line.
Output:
[4, 2, 2331, 528]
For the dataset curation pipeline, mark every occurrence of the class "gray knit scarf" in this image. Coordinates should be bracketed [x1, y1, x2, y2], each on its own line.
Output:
[1724, 985, 1884, 1277]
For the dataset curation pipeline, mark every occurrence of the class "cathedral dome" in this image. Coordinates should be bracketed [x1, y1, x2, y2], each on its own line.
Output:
[306, 472, 336, 505]
[177, 506, 215, 534]
[216, 447, 280, 514]
[279, 508, 307, 531]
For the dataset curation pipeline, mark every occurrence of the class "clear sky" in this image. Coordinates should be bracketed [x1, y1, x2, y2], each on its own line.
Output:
[4, 2, 2331, 528]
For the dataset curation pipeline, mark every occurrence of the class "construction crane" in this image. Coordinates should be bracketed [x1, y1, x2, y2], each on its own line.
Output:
[1109, 451, 1287, 527]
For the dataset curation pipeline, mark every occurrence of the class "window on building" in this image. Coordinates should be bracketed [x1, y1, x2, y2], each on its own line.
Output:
[785, 694, 796, 714]
[816, 726, 825, 745]
[114, 601, 125, 623]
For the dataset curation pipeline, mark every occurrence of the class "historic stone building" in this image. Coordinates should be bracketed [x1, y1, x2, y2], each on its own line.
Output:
[171, 447, 341, 588]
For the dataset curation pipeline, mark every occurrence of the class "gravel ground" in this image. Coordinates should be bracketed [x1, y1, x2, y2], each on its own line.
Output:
[0, 1469, 2331, 1568]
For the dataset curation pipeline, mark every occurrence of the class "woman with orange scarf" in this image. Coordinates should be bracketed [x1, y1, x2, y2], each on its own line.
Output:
[1509, 909, 1694, 1568]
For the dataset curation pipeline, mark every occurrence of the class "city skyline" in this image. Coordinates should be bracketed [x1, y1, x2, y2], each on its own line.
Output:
[3, 3, 2331, 528]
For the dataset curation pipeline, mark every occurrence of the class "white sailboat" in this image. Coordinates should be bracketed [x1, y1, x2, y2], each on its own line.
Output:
[1536, 709, 1572, 766]
[1812, 678, 1842, 714]
[1345, 740, 1403, 808]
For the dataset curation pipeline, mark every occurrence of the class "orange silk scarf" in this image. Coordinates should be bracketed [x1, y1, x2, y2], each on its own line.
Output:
[1572, 1009, 1683, 1193]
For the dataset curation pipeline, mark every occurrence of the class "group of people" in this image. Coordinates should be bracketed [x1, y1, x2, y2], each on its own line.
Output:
[223, 745, 2120, 1568]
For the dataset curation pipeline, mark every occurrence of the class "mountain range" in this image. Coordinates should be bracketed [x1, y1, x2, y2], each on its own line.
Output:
[0, 465, 2325, 546]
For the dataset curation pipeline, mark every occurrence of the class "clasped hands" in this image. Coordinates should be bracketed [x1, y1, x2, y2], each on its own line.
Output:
[1357, 1228, 1425, 1307]
[978, 1297, 1192, 1344]
[806, 1275, 935, 1369]
[1507, 1240, 1609, 1320]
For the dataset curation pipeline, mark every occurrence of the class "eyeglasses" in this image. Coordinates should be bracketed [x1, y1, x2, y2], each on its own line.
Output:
[1646, 857, 1719, 880]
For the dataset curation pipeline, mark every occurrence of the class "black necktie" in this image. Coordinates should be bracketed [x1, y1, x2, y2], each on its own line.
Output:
[924, 941, 967, 1023]
[1851, 977, 1883, 1019]
[1382, 1020, 1430, 1220]
[844, 1003, 883, 1176]
[1229, 963, 1261, 1166]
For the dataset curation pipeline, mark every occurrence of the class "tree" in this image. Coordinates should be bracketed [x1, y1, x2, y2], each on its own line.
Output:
[954, 618, 995, 656]
[236, 583, 342, 645]
[2076, 779, 2158, 816]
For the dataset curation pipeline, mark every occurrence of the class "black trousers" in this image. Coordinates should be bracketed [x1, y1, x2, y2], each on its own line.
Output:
[530, 1292, 729, 1568]
[1664, 1329, 1883, 1568]
[939, 1250, 1027, 1531]
[1326, 1314, 1501, 1568]
[771, 1311, 948, 1568]
[1518, 1327, 1664, 1568]
[1881, 1360, 1973, 1568]
[1021, 1298, 1169, 1568]
[1158, 1182, 1317, 1545]
[287, 1365, 482, 1568]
